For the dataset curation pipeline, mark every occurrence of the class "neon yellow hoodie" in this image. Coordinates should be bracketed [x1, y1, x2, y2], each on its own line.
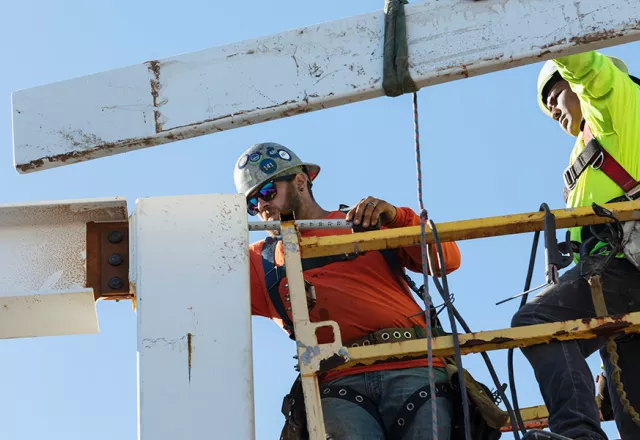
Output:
[554, 51, 640, 249]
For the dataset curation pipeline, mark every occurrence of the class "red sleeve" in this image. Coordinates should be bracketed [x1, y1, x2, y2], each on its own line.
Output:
[385, 207, 461, 276]
[249, 243, 272, 317]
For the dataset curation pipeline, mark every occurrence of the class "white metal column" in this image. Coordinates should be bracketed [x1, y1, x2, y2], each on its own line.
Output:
[134, 194, 254, 440]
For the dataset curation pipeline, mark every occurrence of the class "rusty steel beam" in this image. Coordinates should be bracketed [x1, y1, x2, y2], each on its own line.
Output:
[300, 200, 640, 258]
[12, 0, 640, 173]
[329, 312, 640, 373]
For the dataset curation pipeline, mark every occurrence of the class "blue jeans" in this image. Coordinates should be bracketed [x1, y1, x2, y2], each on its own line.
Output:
[512, 256, 640, 440]
[321, 367, 454, 440]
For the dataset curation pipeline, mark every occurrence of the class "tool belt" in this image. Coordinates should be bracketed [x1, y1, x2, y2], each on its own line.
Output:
[279, 326, 507, 440]
[346, 325, 438, 347]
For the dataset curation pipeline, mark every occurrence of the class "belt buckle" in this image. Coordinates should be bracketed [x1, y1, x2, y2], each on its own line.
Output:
[626, 184, 640, 201]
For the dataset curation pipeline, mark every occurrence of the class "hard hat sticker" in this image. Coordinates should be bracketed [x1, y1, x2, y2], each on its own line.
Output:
[266, 146, 280, 158]
[260, 159, 277, 174]
[249, 152, 262, 163]
[237, 154, 249, 169]
[278, 150, 292, 161]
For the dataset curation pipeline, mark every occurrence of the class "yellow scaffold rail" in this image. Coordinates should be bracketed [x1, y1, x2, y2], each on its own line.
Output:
[281, 202, 640, 438]
[300, 200, 640, 258]
[330, 312, 640, 372]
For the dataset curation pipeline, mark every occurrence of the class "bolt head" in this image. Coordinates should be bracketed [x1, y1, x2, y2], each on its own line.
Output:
[108, 253, 123, 266]
[108, 277, 124, 290]
[108, 231, 124, 244]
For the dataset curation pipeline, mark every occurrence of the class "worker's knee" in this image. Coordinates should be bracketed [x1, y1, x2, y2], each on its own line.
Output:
[511, 303, 539, 328]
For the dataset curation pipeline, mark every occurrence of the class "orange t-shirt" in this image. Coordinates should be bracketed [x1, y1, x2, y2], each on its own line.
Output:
[249, 207, 462, 382]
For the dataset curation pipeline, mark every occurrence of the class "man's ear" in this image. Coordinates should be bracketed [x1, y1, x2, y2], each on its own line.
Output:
[293, 173, 308, 191]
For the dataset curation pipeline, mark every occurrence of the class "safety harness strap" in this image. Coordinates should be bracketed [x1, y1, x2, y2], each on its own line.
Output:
[563, 123, 640, 201]
[262, 236, 360, 339]
[320, 385, 387, 436]
[262, 236, 296, 336]
[261, 204, 438, 341]
[388, 382, 454, 440]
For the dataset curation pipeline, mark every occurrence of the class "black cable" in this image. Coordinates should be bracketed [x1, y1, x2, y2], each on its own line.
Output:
[427, 257, 522, 438]
[451, 306, 523, 439]
[508, 227, 540, 437]
[509, 203, 555, 437]
[426, 219, 471, 440]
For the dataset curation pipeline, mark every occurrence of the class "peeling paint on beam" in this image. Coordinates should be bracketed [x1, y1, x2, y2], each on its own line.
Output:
[330, 311, 640, 373]
[12, 0, 640, 173]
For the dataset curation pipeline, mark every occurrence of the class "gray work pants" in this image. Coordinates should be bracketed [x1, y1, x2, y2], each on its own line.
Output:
[512, 255, 640, 440]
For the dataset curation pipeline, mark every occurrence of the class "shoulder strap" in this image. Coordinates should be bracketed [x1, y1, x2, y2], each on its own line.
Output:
[563, 123, 640, 201]
[263, 205, 439, 338]
[261, 236, 358, 339]
[261, 236, 295, 337]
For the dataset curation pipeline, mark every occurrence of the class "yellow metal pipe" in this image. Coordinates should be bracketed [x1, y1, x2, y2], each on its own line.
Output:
[300, 200, 640, 258]
[330, 312, 640, 372]
[515, 405, 548, 423]
[502, 405, 549, 431]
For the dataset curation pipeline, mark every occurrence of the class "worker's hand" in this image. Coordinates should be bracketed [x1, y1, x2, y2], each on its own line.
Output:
[345, 197, 397, 229]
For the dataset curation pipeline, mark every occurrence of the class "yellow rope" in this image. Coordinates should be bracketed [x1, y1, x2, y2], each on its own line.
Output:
[606, 336, 640, 426]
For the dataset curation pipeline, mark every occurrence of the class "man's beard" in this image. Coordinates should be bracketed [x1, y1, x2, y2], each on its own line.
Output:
[266, 184, 303, 237]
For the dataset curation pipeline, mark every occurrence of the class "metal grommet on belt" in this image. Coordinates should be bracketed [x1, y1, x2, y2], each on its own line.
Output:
[356, 395, 363, 403]
[397, 418, 405, 426]
[352, 342, 359, 347]
[381, 332, 390, 340]
[363, 340, 370, 346]
[393, 331, 401, 339]
[404, 331, 412, 338]
[323, 388, 330, 395]
[407, 403, 414, 411]
[339, 389, 347, 396]
[419, 391, 428, 398]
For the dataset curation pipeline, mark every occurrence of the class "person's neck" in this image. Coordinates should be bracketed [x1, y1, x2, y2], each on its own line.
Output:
[296, 201, 331, 220]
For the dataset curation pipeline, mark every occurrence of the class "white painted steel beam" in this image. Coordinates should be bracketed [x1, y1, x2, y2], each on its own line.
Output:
[0, 289, 98, 339]
[0, 197, 127, 338]
[12, 0, 640, 173]
[134, 194, 254, 440]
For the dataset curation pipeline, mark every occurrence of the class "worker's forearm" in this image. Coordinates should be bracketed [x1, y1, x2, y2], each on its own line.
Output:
[553, 51, 615, 99]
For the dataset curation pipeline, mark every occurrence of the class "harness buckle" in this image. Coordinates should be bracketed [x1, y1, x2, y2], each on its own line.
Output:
[563, 166, 578, 191]
[626, 184, 640, 201]
[591, 151, 605, 170]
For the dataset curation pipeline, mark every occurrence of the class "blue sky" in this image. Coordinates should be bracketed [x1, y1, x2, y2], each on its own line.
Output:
[1, 1, 638, 439]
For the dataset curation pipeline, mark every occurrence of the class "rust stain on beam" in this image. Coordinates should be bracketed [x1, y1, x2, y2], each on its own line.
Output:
[187, 332, 193, 383]
[328, 312, 640, 373]
[144, 60, 164, 133]
[15, 98, 327, 173]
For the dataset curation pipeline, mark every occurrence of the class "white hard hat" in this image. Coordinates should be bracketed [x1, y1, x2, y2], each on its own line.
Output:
[234, 142, 320, 197]
[536, 56, 629, 117]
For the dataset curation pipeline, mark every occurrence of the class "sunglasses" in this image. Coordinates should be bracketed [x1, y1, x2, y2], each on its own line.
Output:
[247, 174, 296, 216]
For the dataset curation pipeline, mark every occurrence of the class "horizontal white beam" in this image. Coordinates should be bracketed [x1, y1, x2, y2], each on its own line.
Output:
[0, 289, 98, 339]
[0, 196, 127, 227]
[11, 0, 640, 173]
[0, 197, 127, 337]
[0, 197, 128, 293]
